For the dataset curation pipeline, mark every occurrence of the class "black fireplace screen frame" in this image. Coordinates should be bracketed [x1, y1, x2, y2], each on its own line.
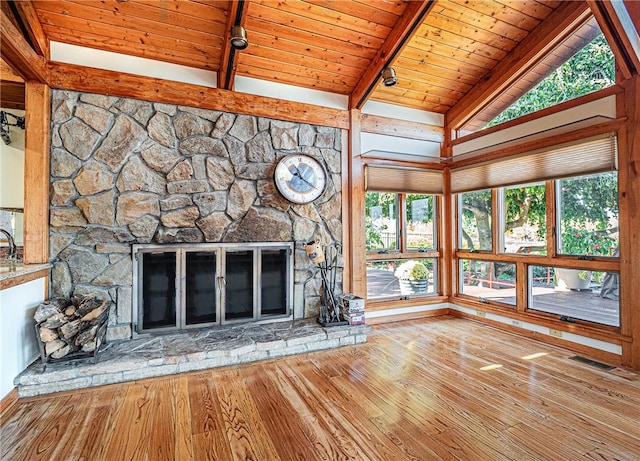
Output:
[132, 242, 294, 334]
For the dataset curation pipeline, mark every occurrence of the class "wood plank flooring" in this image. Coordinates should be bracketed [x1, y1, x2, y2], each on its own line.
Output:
[2, 316, 639, 461]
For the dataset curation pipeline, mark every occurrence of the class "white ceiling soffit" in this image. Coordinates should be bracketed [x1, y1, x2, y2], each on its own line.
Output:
[453, 95, 617, 156]
[361, 132, 441, 161]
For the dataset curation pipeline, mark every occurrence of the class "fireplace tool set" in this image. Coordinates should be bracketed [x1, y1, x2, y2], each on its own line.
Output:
[305, 241, 347, 326]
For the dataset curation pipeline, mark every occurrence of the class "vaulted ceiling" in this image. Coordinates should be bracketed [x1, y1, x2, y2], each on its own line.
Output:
[1, 1, 637, 129]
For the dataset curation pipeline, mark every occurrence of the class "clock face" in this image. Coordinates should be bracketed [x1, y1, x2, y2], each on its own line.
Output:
[274, 154, 327, 204]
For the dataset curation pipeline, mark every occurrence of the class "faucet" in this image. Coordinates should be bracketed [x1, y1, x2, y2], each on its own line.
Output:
[0, 228, 17, 260]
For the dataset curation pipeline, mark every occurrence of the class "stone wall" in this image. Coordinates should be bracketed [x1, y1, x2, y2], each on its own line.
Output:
[49, 90, 343, 341]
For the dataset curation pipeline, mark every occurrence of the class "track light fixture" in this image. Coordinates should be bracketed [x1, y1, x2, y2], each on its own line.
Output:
[381, 67, 398, 86]
[230, 25, 249, 50]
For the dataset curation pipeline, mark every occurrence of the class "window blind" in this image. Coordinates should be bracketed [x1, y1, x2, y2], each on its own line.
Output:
[450, 134, 617, 193]
[365, 165, 444, 194]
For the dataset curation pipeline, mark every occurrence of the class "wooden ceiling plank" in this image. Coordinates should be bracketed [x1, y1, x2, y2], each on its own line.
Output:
[446, 1, 591, 130]
[248, 30, 371, 70]
[61, 0, 229, 34]
[351, 0, 406, 16]
[394, 57, 478, 87]
[414, 23, 509, 61]
[401, 43, 495, 73]
[47, 61, 349, 129]
[449, 0, 542, 31]
[425, 11, 519, 52]
[248, 2, 384, 50]
[434, 1, 531, 42]
[37, 11, 221, 60]
[395, 52, 486, 83]
[493, 0, 554, 21]
[388, 79, 465, 104]
[251, 0, 392, 40]
[12, 0, 49, 58]
[374, 85, 458, 108]
[370, 91, 451, 114]
[305, 0, 402, 28]
[386, 64, 474, 94]
[43, 26, 217, 70]
[34, 1, 226, 49]
[245, 41, 363, 78]
[245, 16, 377, 60]
[0, 8, 47, 82]
[350, 0, 435, 110]
[361, 113, 444, 143]
[218, 0, 248, 90]
[0, 81, 26, 111]
[408, 35, 502, 70]
[236, 64, 353, 95]
[238, 54, 359, 90]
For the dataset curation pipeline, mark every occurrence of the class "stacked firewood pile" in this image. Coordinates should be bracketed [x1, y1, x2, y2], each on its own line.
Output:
[34, 295, 109, 361]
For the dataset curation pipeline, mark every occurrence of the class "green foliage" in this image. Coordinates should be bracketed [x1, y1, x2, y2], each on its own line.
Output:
[505, 184, 546, 238]
[394, 260, 429, 280]
[488, 34, 614, 127]
[560, 229, 617, 256]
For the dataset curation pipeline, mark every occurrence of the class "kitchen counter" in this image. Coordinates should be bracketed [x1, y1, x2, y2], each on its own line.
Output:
[0, 260, 50, 290]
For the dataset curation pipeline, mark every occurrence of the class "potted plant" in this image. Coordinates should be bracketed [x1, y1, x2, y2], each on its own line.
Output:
[395, 260, 429, 295]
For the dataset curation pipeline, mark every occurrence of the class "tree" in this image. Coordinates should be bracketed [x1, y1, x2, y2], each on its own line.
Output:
[487, 34, 615, 127]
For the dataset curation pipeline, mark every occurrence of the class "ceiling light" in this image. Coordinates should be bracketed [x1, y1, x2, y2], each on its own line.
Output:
[381, 67, 398, 86]
[230, 25, 248, 50]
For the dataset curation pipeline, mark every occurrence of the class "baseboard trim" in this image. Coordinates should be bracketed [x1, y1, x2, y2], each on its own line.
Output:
[366, 307, 449, 325]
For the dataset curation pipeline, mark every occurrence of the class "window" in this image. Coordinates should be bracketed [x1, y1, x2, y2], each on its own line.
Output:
[366, 191, 439, 300]
[455, 166, 620, 329]
[557, 172, 618, 257]
[502, 183, 546, 255]
[529, 266, 619, 327]
[365, 192, 397, 251]
[460, 259, 516, 306]
[458, 189, 492, 251]
[461, 18, 615, 132]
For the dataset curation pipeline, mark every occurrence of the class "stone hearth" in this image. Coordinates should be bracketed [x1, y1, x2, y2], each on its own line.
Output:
[16, 320, 369, 397]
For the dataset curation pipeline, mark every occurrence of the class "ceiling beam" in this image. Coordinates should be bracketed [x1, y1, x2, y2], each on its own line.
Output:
[587, 0, 640, 79]
[0, 7, 48, 82]
[218, 0, 249, 91]
[12, 0, 49, 59]
[349, 0, 435, 110]
[48, 61, 349, 129]
[445, 1, 591, 131]
[1, 58, 24, 83]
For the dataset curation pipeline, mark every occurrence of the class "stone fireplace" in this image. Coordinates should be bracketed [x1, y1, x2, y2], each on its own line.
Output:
[48, 90, 343, 341]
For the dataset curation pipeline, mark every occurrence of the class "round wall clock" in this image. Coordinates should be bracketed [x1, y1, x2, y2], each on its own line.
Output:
[274, 154, 327, 204]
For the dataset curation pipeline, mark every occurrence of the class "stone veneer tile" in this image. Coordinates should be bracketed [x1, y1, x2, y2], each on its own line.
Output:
[255, 339, 286, 351]
[20, 378, 93, 398]
[92, 372, 124, 387]
[121, 364, 178, 381]
[285, 331, 327, 347]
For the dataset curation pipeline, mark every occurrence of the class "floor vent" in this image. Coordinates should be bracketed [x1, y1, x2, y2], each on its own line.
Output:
[569, 355, 615, 370]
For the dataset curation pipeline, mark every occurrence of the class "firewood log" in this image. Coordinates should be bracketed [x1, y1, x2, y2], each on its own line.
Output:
[38, 327, 58, 343]
[45, 339, 66, 356]
[41, 312, 68, 329]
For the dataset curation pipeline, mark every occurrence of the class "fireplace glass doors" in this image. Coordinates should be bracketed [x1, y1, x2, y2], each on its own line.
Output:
[133, 243, 293, 333]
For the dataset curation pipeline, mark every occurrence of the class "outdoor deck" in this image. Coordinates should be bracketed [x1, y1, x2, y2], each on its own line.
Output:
[367, 269, 619, 327]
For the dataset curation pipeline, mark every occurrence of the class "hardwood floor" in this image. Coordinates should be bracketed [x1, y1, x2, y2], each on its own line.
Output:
[2, 316, 639, 460]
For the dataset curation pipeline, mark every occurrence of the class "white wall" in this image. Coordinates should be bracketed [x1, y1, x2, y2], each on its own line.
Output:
[0, 108, 25, 209]
[0, 277, 45, 400]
